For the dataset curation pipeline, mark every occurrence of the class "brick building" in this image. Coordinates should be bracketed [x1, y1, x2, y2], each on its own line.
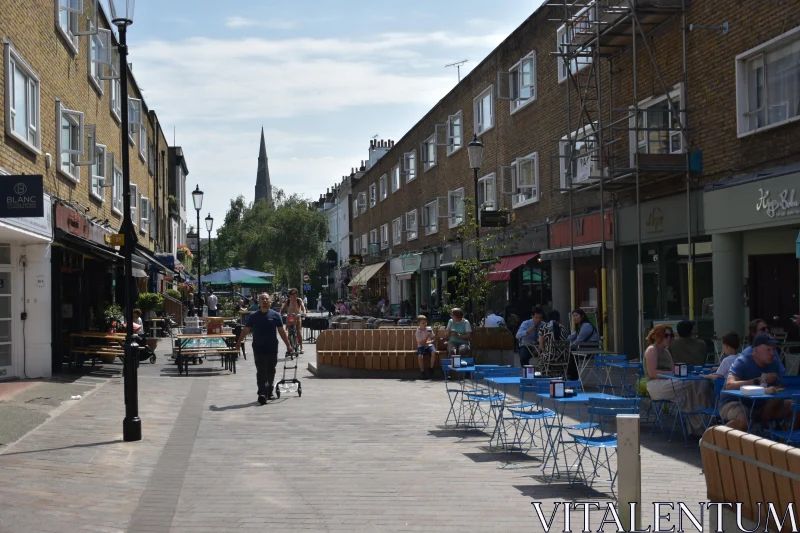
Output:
[0, 1, 188, 378]
[340, 0, 800, 357]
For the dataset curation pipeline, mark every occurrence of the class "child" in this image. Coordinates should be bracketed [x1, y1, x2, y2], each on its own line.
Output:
[705, 331, 741, 378]
[416, 315, 437, 380]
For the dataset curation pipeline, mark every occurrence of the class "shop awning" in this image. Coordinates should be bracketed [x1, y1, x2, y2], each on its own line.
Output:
[348, 262, 386, 287]
[133, 247, 174, 276]
[487, 253, 538, 281]
[395, 271, 416, 281]
[55, 230, 123, 262]
[539, 243, 602, 261]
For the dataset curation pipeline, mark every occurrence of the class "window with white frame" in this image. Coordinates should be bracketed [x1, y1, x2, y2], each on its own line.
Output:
[392, 217, 402, 245]
[380, 223, 389, 249]
[171, 220, 178, 254]
[392, 164, 401, 192]
[111, 78, 121, 121]
[88, 26, 106, 93]
[140, 196, 150, 233]
[360, 233, 368, 255]
[353, 236, 359, 255]
[112, 163, 123, 213]
[447, 111, 462, 155]
[509, 52, 536, 111]
[379, 174, 388, 200]
[511, 153, 539, 208]
[358, 191, 367, 214]
[148, 141, 155, 175]
[58, 103, 84, 182]
[352, 198, 359, 219]
[139, 124, 147, 161]
[57, 0, 80, 52]
[477, 174, 497, 211]
[5, 44, 41, 152]
[630, 85, 684, 163]
[369, 183, 377, 207]
[128, 98, 141, 145]
[448, 188, 465, 228]
[559, 124, 598, 190]
[423, 200, 438, 235]
[474, 86, 494, 135]
[406, 210, 418, 240]
[422, 135, 436, 171]
[736, 27, 800, 137]
[369, 228, 378, 249]
[91, 144, 106, 201]
[557, 11, 593, 84]
[130, 184, 138, 229]
[403, 152, 416, 182]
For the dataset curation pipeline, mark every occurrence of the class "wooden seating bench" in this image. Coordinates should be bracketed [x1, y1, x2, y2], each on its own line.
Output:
[701, 425, 799, 532]
[316, 328, 442, 371]
[69, 346, 125, 368]
[173, 347, 240, 375]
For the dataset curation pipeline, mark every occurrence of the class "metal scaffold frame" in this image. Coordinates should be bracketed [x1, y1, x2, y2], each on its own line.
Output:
[548, 0, 690, 355]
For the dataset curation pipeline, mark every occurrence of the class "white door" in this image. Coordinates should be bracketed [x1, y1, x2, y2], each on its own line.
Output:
[0, 270, 11, 377]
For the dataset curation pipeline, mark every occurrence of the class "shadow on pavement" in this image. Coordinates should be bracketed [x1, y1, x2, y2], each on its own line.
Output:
[0, 439, 123, 457]
[210, 402, 260, 411]
[464, 451, 540, 463]
[428, 428, 487, 439]
[514, 482, 613, 501]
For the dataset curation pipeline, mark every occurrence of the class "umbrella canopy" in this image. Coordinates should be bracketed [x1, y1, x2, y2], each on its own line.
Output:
[238, 276, 273, 289]
[201, 267, 274, 284]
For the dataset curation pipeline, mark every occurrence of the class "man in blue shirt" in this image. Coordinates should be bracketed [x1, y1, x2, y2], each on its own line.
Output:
[236, 293, 292, 405]
[719, 333, 789, 431]
[516, 307, 545, 367]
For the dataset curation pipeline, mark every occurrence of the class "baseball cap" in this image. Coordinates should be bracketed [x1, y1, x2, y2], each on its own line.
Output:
[752, 333, 777, 348]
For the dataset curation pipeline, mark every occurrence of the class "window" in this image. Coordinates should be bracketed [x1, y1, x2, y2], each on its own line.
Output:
[421, 135, 436, 171]
[171, 220, 178, 254]
[507, 52, 536, 111]
[139, 124, 147, 161]
[406, 210, 418, 241]
[360, 233, 368, 255]
[91, 144, 106, 201]
[57, 102, 85, 182]
[353, 236, 359, 255]
[477, 174, 497, 211]
[557, 9, 594, 84]
[148, 141, 155, 175]
[447, 112, 462, 155]
[352, 198, 358, 219]
[4, 44, 41, 153]
[507, 153, 539, 208]
[57, 0, 80, 52]
[112, 163, 123, 214]
[111, 78, 121, 121]
[448, 188, 465, 228]
[392, 217, 402, 245]
[422, 201, 438, 235]
[380, 224, 389, 249]
[473, 86, 494, 135]
[140, 196, 150, 233]
[630, 85, 684, 163]
[403, 152, 416, 182]
[130, 184, 138, 229]
[369, 228, 378, 249]
[369, 183, 377, 208]
[128, 98, 142, 145]
[392, 164, 401, 192]
[736, 27, 800, 136]
[88, 26, 108, 93]
[379, 174, 388, 201]
[358, 192, 367, 214]
[559, 124, 598, 190]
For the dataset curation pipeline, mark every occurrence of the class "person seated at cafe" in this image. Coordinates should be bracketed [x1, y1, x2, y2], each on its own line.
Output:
[416, 315, 437, 380]
[704, 331, 741, 378]
[720, 333, 795, 432]
[743, 318, 781, 358]
[643, 324, 710, 435]
[445, 308, 471, 358]
[516, 307, 545, 367]
[567, 308, 599, 349]
[670, 320, 708, 366]
[539, 310, 569, 351]
[484, 308, 506, 328]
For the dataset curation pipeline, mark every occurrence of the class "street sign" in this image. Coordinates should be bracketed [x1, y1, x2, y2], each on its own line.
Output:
[303, 284, 311, 291]
[480, 210, 509, 228]
[303, 274, 310, 282]
[110, 234, 125, 246]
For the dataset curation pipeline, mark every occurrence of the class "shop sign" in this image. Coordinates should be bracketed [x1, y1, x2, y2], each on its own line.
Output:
[480, 210, 509, 227]
[756, 188, 799, 219]
[0, 175, 44, 218]
[110, 234, 125, 246]
[55, 203, 111, 246]
[645, 207, 664, 233]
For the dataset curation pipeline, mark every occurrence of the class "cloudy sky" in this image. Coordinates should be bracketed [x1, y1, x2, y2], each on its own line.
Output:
[123, 1, 544, 234]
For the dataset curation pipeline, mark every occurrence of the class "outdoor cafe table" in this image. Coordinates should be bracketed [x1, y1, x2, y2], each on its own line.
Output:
[175, 333, 237, 375]
[658, 373, 714, 445]
[606, 361, 641, 395]
[69, 332, 126, 368]
[571, 348, 619, 384]
[720, 386, 800, 433]
[484, 375, 525, 449]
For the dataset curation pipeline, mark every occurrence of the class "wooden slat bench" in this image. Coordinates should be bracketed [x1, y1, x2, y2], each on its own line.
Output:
[316, 329, 441, 373]
[701, 425, 800, 532]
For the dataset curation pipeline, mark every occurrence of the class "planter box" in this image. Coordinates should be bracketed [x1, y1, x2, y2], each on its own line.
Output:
[472, 327, 514, 350]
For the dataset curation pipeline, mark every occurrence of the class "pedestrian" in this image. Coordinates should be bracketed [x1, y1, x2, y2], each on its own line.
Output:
[195, 290, 205, 318]
[206, 288, 218, 317]
[235, 293, 292, 405]
[317, 292, 324, 313]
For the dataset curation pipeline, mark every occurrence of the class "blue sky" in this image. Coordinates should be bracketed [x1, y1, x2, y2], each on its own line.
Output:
[123, 0, 545, 234]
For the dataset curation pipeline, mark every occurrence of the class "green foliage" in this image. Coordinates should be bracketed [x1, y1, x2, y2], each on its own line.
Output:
[97, 303, 123, 330]
[165, 289, 182, 301]
[136, 292, 164, 313]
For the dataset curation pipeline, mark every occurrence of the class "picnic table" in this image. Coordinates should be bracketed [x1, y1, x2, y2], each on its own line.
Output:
[174, 333, 238, 375]
[69, 332, 126, 369]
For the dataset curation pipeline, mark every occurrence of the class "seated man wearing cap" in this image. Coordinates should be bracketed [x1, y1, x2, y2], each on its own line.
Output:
[669, 320, 708, 367]
[719, 333, 791, 432]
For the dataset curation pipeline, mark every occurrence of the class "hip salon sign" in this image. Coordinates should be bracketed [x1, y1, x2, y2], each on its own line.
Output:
[0, 175, 44, 218]
[756, 187, 800, 218]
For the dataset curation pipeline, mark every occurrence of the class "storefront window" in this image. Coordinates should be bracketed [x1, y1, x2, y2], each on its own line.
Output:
[0, 245, 10, 265]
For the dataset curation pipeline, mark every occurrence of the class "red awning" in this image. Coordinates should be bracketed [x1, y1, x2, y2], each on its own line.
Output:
[487, 253, 538, 281]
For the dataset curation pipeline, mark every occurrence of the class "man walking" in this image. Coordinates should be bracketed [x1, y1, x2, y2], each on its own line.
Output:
[206, 288, 219, 317]
[236, 293, 292, 405]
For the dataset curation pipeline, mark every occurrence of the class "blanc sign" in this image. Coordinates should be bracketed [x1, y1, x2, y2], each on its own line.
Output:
[756, 187, 800, 218]
[0, 175, 44, 218]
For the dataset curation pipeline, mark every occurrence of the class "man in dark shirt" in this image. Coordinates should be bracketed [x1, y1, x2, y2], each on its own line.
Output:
[668, 320, 708, 366]
[236, 293, 292, 405]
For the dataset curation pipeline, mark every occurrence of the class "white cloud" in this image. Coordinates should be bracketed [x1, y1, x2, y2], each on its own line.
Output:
[224, 16, 296, 30]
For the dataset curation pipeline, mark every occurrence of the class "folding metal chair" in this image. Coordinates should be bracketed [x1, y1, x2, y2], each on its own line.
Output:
[767, 395, 800, 444]
[698, 377, 727, 436]
[440, 358, 463, 426]
[461, 366, 504, 429]
[506, 378, 557, 453]
[592, 355, 627, 394]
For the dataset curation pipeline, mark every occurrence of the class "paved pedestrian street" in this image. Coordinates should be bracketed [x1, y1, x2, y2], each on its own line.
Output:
[0, 343, 709, 533]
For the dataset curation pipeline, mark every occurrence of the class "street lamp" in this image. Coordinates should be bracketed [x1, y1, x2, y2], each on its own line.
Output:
[467, 134, 484, 241]
[110, 0, 140, 443]
[192, 186, 204, 296]
[205, 213, 214, 272]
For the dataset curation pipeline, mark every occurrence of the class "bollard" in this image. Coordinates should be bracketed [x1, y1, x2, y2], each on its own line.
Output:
[617, 414, 641, 531]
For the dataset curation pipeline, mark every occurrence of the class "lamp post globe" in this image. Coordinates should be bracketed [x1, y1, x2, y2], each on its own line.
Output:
[108, 0, 135, 26]
[192, 186, 204, 297]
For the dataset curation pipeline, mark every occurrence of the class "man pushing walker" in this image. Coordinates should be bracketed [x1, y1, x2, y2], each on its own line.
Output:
[236, 293, 293, 405]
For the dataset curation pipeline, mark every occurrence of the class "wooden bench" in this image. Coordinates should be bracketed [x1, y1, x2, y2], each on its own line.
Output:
[69, 346, 125, 368]
[316, 329, 442, 371]
[173, 346, 240, 375]
[701, 425, 799, 531]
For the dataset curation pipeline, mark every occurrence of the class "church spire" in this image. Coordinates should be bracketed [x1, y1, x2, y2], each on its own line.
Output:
[255, 127, 272, 205]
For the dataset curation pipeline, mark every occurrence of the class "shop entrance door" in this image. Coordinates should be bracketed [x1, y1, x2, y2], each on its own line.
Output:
[0, 270, 11, 377]
[749, 254, 799, 333]
[642, 263, 661, 323]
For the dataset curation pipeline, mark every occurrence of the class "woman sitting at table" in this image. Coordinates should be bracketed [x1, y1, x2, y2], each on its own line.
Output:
[643, 324, 710, 435]
[567, 308, 599, 349]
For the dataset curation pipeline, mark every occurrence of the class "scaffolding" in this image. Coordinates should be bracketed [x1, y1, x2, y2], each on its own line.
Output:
[548, 0, 690, 355]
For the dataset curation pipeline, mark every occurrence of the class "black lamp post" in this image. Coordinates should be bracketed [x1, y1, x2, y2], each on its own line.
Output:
[192, 186, 204, 295]
[110, 0, 141, 443]
[205, 213, 214, 272]
[467, 134, 485, 241]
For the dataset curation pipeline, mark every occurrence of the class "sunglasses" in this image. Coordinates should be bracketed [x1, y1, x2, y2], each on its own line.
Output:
[758, 326, 771, 333]
[663, 333, 673, 339]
